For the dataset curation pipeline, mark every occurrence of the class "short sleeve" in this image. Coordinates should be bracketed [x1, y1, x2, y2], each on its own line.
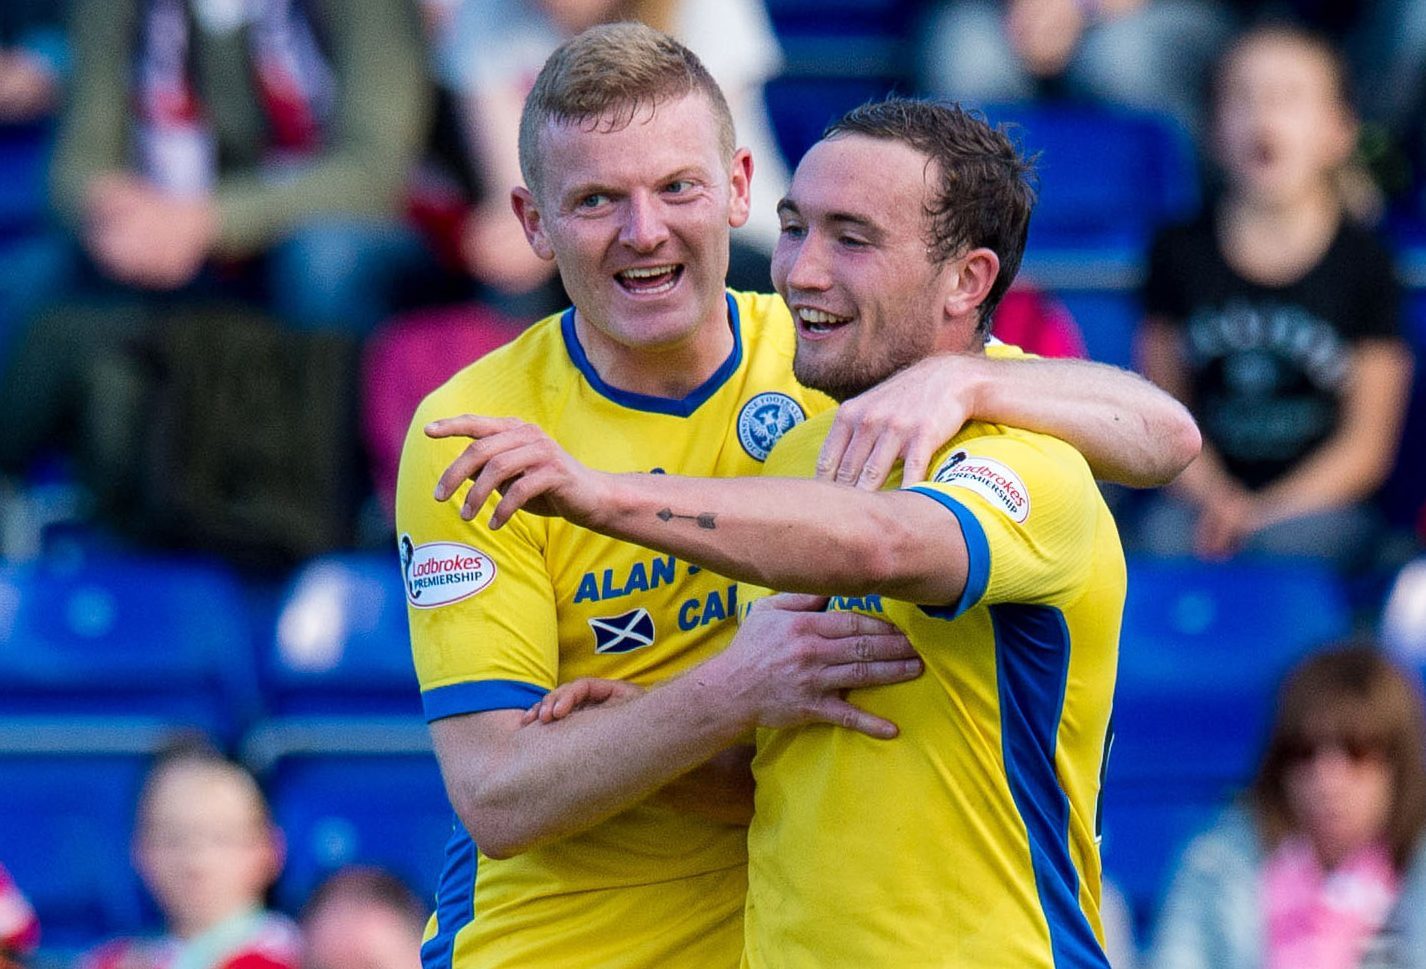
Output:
[396, 404, 559, 722]
[904, 432, 1100, 617]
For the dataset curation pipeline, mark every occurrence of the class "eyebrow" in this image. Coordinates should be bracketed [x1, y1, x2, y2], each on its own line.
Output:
[778, 198, 883, 236]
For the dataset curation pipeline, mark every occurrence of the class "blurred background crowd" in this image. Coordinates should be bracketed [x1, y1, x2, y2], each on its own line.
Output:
[3, 0, 1426, 967]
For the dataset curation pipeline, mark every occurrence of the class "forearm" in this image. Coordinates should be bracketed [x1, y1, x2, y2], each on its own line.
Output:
[439, 670, 752, 858]
[1255, 341, 1411, 522]
[1253, 436, 1392, 522]
[49, 0, 133, 224]
[214, 0, 430, 255]
[966, 355, 1200, 486]
[583, 474, 958, 603]
[212, 155, 411, 255]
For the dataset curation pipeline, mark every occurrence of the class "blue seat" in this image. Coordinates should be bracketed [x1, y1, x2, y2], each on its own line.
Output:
[0, 550, 258, 739]
[983, 103, 1198, 255]
[1112, 556, 1351, 787]
[265, 748, 451, 910]
[263, 553, 419, 717]
[0, 747, 159, 948]
[1052, 289, 1143, 369]
[1100, 780, 1224, 940]
[1378, 288, 1426, 530]
[765, 76, 902, 168]
[0, 121, 51, 237]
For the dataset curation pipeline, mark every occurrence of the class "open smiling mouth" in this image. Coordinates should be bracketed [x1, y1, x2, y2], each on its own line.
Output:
[616, 264, 684, 296]
[796, 308, 853, 335]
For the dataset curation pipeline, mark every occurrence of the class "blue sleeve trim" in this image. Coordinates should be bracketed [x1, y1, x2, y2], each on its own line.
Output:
[422, 679, 550, 722]
[905, 486, 991, 620]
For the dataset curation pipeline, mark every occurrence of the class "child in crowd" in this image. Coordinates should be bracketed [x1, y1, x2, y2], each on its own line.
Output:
[1136, 23, 1413, 570]
[83, 745, 297, 969]
[302, 867, 426, 969]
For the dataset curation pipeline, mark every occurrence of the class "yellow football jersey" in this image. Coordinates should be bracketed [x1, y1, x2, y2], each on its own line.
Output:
[738, 411, 1124, 969]
[397, 292, 834, 969]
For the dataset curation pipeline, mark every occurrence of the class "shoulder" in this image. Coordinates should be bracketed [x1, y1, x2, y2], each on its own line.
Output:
[221, 911, 302, 969]
[762, 410, 837, 477]
[731, 290, 794, 342]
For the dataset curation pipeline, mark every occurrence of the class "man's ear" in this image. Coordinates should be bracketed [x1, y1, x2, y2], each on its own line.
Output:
[943, 247, 1000, 320]
[511, 187, 557, 261]
[727, 148, 753, 229]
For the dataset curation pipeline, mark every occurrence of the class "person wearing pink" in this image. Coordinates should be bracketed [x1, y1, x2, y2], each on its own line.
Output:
[1150, 645, 1426, 969]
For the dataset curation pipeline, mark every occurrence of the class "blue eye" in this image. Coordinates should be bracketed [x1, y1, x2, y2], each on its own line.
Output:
[779, 223, 806, 239]
[665, 180, 692, 194]
[579, 194, 608, 209]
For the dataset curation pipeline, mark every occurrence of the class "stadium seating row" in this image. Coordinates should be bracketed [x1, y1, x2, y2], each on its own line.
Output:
[0, 545, 1366, 946]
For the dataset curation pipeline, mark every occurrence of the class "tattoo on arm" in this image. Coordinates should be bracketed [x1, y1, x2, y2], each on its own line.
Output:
[656, 508, 717, 529]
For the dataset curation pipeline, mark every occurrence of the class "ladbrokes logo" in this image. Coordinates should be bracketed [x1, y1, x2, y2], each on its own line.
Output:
[399, 534, 496, 608]
[931, 452, 1030, 523]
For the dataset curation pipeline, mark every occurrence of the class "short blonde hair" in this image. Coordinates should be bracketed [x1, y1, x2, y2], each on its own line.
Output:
[518, 22, 736, 198]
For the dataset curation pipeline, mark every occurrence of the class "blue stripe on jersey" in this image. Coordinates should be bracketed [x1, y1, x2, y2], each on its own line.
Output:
[903, 486, 990, 619]
[421, 814, 478, 969]
[560, 293, 744, 416]
[422, 679, 549, 722]
[991, 603, 1110, 969]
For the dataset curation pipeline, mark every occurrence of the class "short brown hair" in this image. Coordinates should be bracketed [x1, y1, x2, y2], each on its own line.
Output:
[1250, 643, 1426, 871]
[518, 22, 736, 198]
[823, 98, 1037, 334]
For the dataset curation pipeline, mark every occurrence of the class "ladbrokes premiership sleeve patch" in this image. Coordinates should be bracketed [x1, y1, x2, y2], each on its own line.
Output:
[930, 450, 1030, 523]
[399, 533, 497, 608]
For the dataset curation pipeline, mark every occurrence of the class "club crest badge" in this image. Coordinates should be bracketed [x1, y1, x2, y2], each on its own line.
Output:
[589, 608, 656, 654]
[737, 392, 806, 461]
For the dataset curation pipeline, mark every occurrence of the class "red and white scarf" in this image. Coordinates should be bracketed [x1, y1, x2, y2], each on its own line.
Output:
[135, 0, 334, 194]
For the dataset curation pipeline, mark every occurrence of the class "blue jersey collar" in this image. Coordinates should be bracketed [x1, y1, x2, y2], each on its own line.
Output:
[560, 292, 744, 417]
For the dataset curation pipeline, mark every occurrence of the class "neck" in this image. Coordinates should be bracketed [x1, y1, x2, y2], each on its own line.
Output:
[1222, 184, 1341, 238]
[573, 301, 735, 399]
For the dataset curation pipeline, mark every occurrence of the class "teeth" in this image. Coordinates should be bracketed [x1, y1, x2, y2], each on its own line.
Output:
[620, 265, 677, 279]
[799, 308, 851, 325]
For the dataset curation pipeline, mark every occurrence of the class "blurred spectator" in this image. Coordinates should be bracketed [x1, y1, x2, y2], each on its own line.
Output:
[45, 0, 432, 335]
[918, 0, 1232, 137]
[1134, 24, 1413, 570]
[992, 285, 1088, 359]
[362, 303, 525, 518]
[0, 0, 64, 125]
[432, 0, 788, 312]
[84, 744, 299, 969]
[0, 864, 39, 969]
[301, 868, 425, 969]
[1148, 643, 1426, 969]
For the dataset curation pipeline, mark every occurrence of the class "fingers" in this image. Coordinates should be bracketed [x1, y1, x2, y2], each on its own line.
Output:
[428, 416, 529, 502]
[854, 433, 904, 491]
[818, 656, 923, 692]
[900, 433, 936, 487]
[815, 419, 852, 483]
[804, 608, 906, 644]
[810, 698, 900, 740]
[753, 591, 831, 615]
